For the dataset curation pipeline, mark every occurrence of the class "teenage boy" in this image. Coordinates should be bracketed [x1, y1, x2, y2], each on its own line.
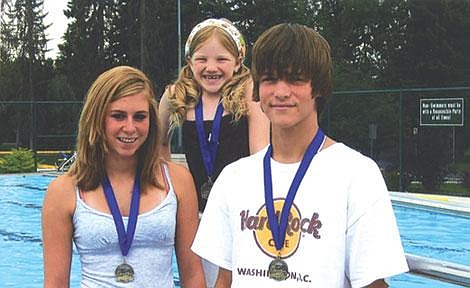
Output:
[192, 23, 408, 288]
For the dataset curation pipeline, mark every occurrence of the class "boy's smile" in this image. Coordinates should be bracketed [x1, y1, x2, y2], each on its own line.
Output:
[259, 77, 316, 130]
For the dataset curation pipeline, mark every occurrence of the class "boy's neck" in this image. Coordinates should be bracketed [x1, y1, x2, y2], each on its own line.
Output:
[271, 124, 319, 163]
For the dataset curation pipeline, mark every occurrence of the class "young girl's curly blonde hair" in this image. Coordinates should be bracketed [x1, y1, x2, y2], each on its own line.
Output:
[167, 23, 251, 130]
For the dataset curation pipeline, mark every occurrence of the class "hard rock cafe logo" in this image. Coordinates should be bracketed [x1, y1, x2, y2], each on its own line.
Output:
[239, 198, 322, 259]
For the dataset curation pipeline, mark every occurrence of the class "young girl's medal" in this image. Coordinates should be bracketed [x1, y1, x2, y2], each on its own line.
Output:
[200, 176, 213, 200]
[102, 169, 141, 283]
[263, 129, 325, 281]
[196, 98, 224, 200]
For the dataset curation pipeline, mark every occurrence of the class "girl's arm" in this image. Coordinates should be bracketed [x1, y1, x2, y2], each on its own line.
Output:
[365, 279, 389, 288]
[42, 175, 75, 288]
[158, 87, 174, 161]
[214, 268, 232, 288]
[246, 80, 270, 154]
[170, 162, 206, 287]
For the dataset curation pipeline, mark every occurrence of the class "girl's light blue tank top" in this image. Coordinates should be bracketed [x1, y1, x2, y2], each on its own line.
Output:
[73, 164, 177, 287]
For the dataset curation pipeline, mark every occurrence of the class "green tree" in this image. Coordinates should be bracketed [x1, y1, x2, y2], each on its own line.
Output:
[0, 0, 51, 149]
[383, 0, 470, 189]
[197, 0, 317, 61]
[56, 0, 118, 100]
[316, 0, 409, 164]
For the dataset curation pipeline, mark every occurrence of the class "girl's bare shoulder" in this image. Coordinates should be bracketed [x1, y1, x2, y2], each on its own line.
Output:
[45, 173, 76, 211]
[165, 161, 192, 181]
[165, 161, 195, 199]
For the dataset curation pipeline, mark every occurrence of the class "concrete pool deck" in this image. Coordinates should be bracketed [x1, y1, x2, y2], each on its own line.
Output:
[390, 191, 470, 215]
[37, 152, 470, 216]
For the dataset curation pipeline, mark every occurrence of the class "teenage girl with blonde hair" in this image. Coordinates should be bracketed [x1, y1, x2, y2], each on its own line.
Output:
[42, 65, 205, 287]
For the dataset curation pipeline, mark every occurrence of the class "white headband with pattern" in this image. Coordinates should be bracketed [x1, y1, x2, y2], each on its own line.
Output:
[184, 18, 246, 61]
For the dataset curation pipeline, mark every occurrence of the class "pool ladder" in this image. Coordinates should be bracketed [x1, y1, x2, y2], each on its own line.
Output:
[57, 151, 76, 172]
[406, 253, 470, 287]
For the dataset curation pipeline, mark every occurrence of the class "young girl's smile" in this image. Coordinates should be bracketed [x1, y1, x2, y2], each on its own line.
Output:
[189, 36, 241, 97]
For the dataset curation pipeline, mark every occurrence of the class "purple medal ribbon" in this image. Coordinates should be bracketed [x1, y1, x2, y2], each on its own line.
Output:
[195, 98, 224, 179]
[102, 169, 141, 257]
[263, 129, 325, 252]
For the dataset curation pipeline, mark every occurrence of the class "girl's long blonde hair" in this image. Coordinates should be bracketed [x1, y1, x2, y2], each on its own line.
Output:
[69, 65, 162, 191]
[167, 25, 251, 130]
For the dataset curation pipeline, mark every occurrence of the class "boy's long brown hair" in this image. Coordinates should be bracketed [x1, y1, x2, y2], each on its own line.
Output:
[252, 23, 333, 115]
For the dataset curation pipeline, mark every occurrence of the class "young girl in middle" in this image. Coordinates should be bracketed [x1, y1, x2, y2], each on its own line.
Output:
[159, 18, 269, 211]
[158, 18, 270, 287]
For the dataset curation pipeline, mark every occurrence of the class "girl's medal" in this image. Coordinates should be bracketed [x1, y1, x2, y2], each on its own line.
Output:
[196, 98, 224, 200]
[102, 169, 141, 283]
[263, 129, 325, 281]
[200, 176, 213, 200]
[115, 259, 134, 283]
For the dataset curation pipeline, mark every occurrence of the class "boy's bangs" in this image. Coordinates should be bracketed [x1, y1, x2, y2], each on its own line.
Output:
[255, 27, 314, 79]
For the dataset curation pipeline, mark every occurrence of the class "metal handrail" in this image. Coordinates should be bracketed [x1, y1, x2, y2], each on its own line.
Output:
[57, 152, 76, 172]
[406, 253, 470, 287]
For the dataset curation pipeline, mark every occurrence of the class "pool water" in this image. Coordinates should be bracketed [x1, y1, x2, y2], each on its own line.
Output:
[389, 204, 469, 288]
[0, 174, 468, 287]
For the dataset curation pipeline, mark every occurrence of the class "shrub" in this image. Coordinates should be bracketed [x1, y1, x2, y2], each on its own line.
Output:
[463, 172, 470, 189]
[383, 169, 399, 191]
[0, 148, 36, 173]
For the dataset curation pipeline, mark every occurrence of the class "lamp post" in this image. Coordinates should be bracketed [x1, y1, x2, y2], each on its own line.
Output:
[177, 0, 181, 72]
[140, 0, 145, 71]
[176, 0, 183, 152]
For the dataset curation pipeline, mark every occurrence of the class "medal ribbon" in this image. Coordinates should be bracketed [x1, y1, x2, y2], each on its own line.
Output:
[263, 129, 325, 252]
[102, 169, 141, 257]
[195, 98, 224, 179]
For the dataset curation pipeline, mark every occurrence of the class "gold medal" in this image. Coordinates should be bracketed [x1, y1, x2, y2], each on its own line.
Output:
[268, 256, 289, 281]
[115, 262, 134, 283]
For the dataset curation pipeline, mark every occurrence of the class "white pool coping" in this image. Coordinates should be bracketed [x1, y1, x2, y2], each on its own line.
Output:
[390, 191, 470, 216]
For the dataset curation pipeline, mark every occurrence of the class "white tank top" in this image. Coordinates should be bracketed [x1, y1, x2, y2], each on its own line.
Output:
[73, 164, 177, 287]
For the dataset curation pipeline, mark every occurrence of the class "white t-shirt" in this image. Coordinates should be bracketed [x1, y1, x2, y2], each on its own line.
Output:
[192, 143, 409, 288]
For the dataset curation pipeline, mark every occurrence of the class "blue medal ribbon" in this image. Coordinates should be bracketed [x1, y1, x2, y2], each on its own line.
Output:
[263, 129, 325, 252]
[102, 169, 141, 257]
[195, 98, 224, 179]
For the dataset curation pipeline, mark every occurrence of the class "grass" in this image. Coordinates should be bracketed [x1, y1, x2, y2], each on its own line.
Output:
[449, 162, 470, 173]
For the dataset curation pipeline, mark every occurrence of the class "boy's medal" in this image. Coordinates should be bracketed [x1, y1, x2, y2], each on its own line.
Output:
[268, 254, 289, 281]
[263, 129, 325, 281]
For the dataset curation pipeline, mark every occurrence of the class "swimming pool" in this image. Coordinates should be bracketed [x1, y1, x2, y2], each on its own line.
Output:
[0, 174, 468, 287]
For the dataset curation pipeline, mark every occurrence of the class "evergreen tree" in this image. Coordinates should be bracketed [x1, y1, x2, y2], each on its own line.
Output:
[57, 0, 118, 100]
[0, 0, 50, 148]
